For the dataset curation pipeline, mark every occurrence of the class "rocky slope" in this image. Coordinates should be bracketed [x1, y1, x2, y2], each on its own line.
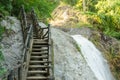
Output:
[0, 17, 23, 79]
[57, 27, 120, 80]
[0, 16, 119, 80]
[51, 28, 98, 80]
[50, 3, 89, 28]
[0, 17, 100, 80]
[50, 3, 120, 79]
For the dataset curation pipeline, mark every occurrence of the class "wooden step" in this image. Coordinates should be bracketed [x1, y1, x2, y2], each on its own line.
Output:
[32, 45, 48, 48]
[31, 51, 48, 55]
[33, 38, 47, 41]
[31, 53, 47, 56]
[31, 51, 48, 54]
[30, 56, 48, 59]
[33, 39, 47, 42]
[32, 49, 48, 52]
[29, 61, 51, 64]
[28, 70, 47, 74]
[33, 38, 48, 41]
[33, 42, 48, 45]
[32, 48, 47, 51]
[29, 65, 51, 69]
[29, 61, 51, 65]
[33, 37, 40, 39]
[27, 76, 49, 80]
[44, 38, 48, 41]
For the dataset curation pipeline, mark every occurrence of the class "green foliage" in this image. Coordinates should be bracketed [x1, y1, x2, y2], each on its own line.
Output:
[0, 46, 4, 62]
[0, 25, 5, 40]
[95, 0, 120, 39]
[62, 0, 79, 6]
[75, 0, 83, 10]
[0, 67, 6, 77]
[12, 0, 58, 19]
[0, 0, 58, 20]
[0, 51, 4, 61]
[0, 0, 12, 15]
[75, 0, 98, 12]
[96, 0, 120, 14]
[74, 0, 120, 39]
[0, 45, 6, 77]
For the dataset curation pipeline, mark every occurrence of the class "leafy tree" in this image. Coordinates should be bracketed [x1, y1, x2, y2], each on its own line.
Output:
[0, 0, 12, 15]
[0, 0, 57, 19]
[62, 0, 79, 6]
[75, 0, 98, 12]
[95, 0, 120, 39]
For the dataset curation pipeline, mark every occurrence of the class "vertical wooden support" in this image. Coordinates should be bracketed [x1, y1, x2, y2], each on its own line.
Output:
[7, 70, 13, 80]
[47, 24, 50, 76]
[18, 67, 21, 80]
[51, 39, 54, 79]
[31, 8, 39, 38]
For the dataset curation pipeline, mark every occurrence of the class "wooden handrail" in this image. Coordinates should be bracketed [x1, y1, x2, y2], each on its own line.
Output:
[19, 5, 33, 80]
[31, 8, 39, 37]
[48, 24, 54, 79]
[20, 25, 33, 80]
[19, 5, 28, 43]
[6, 6, 54, 80]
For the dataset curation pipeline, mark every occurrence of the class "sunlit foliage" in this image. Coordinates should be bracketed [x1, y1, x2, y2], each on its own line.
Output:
[74, 0, 120, 39]
[0, 0, 58, 19]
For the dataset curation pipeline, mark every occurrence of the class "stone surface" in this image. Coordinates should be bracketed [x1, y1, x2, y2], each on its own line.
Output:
[0, 17, 23, 78]
[51, 28, 97, 80]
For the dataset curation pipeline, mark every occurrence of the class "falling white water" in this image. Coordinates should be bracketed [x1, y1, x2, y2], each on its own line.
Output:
[72, 35, 114, 80]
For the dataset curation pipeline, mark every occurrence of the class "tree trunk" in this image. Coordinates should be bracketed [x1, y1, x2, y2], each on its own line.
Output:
[82, 0, 86, 12]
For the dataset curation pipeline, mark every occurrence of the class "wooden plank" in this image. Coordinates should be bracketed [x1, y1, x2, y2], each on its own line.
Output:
[30, 61, 51, 64]
[27, 76, 48, 79]
[28, 70, 47, 74]
[29, 65, 51, 68]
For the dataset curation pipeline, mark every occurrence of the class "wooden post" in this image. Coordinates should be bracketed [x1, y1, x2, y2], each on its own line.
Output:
[83, 0, 86, 12]
[18, 67, 21, 80]
[47, 24, 50, 76]
[7, 70, 13, 80]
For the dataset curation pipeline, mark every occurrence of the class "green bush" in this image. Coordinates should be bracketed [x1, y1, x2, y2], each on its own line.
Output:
[62, 0, 79, 6]
[11, 0, 58, 19]
[0, 0, 12, 15]
[0, 46, 6, 77]
[75, 0, 120, 39]
[0, 26, 5, 40]
[0, 0, 58, 20]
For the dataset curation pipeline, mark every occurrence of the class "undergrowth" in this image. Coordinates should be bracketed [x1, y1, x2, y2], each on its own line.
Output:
[0, 25, 5, 40]
[0, 46, 6, 77]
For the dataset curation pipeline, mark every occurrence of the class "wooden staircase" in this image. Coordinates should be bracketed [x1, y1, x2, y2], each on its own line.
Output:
[19, 6, 54, 80]
[26, 27, 52, 80]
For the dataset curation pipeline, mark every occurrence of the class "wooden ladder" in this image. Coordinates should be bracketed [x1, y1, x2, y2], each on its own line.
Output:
[19, 6, 54, 80]
[26, 28, 52, 80]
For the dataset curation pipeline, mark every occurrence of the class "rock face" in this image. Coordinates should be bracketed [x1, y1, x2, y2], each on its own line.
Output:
[0, 16, 118, 80]
[51, 28, 97, 80]
[72, 35, 115, 80]
[0, 17, 99, 80]
[0, 17, 23, 78]
[50, 4, 88, 28]
[58, 27, 120, 80]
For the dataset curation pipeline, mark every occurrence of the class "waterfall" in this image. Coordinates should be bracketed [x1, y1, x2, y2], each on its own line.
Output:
[72, 35, 114, 80]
